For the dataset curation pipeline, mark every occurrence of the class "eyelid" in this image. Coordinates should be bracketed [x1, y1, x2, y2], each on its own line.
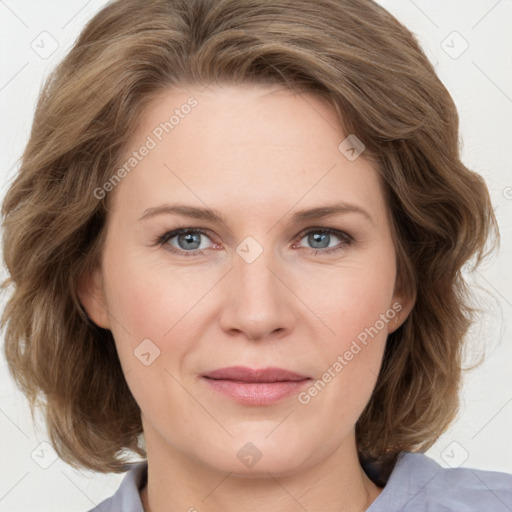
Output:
[295, 226, 353, 243]
[158, 227, 213, 244]
[157, 227, 217, 253]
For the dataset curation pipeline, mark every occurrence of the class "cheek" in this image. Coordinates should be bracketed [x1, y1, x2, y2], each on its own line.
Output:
[293, 251, 396, 412]
[103, 251, 212, 344]
[100, 256, 201, 420]
[296, 289, 390, 434]
[295, 255, 397, 345]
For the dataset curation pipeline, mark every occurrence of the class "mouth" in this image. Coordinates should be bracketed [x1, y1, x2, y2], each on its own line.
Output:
[201, 366, 312, 405]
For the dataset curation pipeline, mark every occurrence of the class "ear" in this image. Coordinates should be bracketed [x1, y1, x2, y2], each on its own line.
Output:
[387, 287, 415, 335]
[77, 266, 111, 329]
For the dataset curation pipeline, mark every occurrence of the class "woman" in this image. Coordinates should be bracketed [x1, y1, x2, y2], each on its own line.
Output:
[2, 0, 511, 511]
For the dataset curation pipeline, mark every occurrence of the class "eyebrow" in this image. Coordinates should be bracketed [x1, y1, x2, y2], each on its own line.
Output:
[138, 201, 374, 226]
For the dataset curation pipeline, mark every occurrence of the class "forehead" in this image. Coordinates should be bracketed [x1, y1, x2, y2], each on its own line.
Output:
[109, 84, 387, 225]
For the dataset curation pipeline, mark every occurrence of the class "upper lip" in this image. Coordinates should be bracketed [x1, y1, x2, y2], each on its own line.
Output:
[202, 366, 310, 383]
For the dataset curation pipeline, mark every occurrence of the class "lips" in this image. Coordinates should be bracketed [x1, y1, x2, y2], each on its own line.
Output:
[201, 366, 311, 405]
[202, 366, 310, 383]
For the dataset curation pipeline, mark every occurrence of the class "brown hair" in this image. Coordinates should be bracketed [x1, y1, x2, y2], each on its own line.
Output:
[1, 0, 498, 474]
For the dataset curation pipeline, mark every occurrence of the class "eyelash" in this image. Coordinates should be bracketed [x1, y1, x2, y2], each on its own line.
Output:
[156, 227, 354, 258]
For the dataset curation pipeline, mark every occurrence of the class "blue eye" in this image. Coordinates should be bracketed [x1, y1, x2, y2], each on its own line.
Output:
[157, 227, 353, 257]
[159, 229, 214, 256]
[297, 228, 353, 254]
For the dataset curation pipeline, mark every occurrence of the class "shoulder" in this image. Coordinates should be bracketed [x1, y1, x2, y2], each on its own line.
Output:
[369, 451, 512, 512]
[85, 461, 147, 512]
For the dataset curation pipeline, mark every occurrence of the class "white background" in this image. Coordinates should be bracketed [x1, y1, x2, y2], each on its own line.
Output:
[0, 1, 511, 511]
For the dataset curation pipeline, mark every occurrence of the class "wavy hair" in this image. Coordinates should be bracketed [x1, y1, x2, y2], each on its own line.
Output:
[1, 0, 498, 474]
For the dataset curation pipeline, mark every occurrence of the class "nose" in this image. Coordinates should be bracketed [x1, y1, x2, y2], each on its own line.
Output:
[218, 241, 296, 342]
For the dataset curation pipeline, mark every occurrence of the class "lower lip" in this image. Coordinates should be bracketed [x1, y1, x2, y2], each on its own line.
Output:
[202, 378, 311, 405]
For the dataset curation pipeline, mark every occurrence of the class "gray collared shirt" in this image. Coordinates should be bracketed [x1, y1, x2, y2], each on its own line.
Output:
[86, 452, 512, 511]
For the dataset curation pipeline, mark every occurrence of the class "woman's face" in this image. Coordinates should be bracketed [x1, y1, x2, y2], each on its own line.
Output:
[82, 84, 408, 476]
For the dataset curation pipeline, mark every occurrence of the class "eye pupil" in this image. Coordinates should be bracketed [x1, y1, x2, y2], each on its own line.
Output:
[309, 232, 330, 249]
[178, 232, 201, 250]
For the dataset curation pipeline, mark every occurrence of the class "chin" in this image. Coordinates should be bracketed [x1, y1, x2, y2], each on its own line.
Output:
[188, 430, 320, 478]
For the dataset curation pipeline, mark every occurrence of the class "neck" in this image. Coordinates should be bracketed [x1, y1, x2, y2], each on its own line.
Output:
[140, 430, 383, 512]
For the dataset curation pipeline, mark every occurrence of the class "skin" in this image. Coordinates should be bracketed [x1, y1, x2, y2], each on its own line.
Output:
[79, 83, 413, 512]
